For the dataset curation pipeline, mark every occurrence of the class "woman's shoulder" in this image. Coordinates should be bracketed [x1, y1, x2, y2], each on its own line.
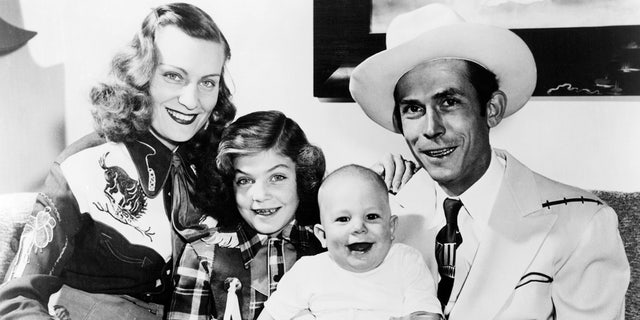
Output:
[55, 132, 108, 164]
[57, 134, 133, 183]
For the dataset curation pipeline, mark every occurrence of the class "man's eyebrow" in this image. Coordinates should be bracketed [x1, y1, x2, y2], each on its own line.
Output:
[432, 88, 464, 100]
[397, 98, 422, 105]
[398, 88, 464, 105]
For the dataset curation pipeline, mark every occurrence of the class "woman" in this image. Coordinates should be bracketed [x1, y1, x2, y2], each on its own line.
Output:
[0, 3, 234, 319]
[169, 111, 325, 320]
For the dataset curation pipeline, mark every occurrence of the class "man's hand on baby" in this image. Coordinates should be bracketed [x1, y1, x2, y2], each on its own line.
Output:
[371, 153, 420, 194]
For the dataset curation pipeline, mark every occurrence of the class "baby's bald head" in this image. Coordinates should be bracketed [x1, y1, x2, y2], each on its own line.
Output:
[315, 164, 397, 273]
[318, 164, 390, 223]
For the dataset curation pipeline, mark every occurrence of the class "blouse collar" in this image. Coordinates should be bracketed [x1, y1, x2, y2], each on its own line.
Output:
[125, 130, 186, 197]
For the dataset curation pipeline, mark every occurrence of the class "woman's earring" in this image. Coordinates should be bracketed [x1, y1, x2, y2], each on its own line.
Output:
[204, 119, 210, 131]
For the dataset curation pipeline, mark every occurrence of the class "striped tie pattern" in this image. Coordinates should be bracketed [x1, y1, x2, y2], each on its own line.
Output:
[435, 198, 464, 308]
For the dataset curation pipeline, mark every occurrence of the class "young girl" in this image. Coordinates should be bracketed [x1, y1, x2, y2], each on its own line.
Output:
[169, 111, 326, 320]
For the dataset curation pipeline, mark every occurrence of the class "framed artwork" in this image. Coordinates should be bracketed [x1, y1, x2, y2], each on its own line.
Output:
[314, 0, 640, 101]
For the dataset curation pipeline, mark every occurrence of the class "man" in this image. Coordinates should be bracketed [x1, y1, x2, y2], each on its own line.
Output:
[349, 4, 629, 319]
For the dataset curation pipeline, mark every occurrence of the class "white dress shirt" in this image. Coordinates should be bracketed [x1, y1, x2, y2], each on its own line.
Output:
[435, 150, 505, 314]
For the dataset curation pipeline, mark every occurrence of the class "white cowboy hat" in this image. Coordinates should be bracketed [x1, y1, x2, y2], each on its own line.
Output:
[349, 3, 537, 133]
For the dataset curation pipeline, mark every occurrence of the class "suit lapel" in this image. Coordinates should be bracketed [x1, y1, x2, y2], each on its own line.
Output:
[451, 150, 557, 320]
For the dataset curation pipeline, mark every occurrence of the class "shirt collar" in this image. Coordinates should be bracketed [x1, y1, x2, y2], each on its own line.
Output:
[236, 220, 319, 268]
[124, 130, 182, 197]
[436, 149, 505, 225]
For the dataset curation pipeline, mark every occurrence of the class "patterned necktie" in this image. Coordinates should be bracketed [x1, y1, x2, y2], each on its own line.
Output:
[435, 198, 464, 308]
[169, 153, 209, 242]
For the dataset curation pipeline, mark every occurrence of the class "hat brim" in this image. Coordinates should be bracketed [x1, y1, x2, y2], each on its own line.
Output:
[0, 18, 37, 54]
[350, 23, 536, 133]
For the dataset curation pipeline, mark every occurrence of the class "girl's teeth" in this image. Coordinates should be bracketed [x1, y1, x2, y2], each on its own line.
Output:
[255, 208, 278, 215]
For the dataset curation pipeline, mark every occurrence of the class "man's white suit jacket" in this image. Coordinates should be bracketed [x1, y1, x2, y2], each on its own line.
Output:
[392, 149, 629, 319]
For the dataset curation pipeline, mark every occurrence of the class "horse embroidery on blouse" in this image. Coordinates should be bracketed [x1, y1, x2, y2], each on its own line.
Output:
[93, 152, 154, 240]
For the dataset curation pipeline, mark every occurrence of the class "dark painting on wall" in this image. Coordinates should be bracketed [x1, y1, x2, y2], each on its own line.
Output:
[314, 0, 640, 101]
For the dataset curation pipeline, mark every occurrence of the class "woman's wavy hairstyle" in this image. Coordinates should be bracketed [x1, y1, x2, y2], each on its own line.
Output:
[195, 111, 326, 228]
[90, 3, 236, 169]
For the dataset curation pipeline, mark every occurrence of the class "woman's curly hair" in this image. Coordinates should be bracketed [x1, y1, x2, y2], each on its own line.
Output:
[90, 2, 236, 170]
[195, 111, 326, 228]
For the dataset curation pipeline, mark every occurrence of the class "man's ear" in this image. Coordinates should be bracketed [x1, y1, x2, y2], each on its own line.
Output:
[313, 224, 327, 248]
[486, 90, 506, 128]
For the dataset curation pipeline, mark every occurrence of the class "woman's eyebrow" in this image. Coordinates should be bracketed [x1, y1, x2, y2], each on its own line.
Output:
[157, 63, 186, 74]
[158, 63, 221, 78]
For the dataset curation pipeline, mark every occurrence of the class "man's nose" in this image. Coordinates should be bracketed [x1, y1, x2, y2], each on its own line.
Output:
[422, 107, 445, 139]
[178, 82, 198, 110]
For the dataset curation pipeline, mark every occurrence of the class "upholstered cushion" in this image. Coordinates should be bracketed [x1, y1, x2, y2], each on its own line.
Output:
[593, 191, 640, 319]
[0, 192, 37, 281]
[0, 191, 638, 316]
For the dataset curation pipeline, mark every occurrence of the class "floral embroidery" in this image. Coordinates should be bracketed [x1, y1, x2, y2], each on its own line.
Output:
[52, 305, 71, 320]
[23, 207, 57, 251]
[198, 216, 239, 248]
[201, 231, 239, 248]
[5, 195, 66, 279]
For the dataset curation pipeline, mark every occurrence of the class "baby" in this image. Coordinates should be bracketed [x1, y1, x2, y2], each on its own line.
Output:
[259, 164, 442, 320]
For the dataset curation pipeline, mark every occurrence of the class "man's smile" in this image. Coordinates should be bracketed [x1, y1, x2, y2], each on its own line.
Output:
[422, 147, 457, 158]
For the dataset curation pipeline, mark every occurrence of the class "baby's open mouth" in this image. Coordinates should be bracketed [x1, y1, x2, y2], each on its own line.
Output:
[347, 242, 373, 253]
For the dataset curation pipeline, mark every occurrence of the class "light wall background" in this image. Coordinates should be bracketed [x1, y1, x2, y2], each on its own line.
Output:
[1, 0, 639, 194]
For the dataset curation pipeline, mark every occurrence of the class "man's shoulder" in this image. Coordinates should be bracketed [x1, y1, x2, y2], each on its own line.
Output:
[532, 172, 603, 208]
[497, 150, 613, 243]
[533, 173, 612, 237]
[500, 149, 605, 213]
[513, 163, 615, 247]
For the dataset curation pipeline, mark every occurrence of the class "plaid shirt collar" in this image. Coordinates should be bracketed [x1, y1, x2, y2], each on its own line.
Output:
[236, 220, 315, 269]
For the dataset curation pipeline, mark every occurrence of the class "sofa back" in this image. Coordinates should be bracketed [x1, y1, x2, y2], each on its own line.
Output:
[1, 191, 638, 316]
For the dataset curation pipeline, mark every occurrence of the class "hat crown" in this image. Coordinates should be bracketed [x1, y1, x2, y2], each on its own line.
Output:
[386, 4, 464, 49]
[350, 4, 537, 133]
